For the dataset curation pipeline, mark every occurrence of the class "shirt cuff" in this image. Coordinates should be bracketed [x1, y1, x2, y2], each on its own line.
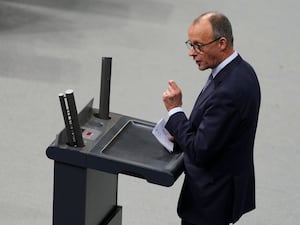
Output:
[168, 107, 183, 117]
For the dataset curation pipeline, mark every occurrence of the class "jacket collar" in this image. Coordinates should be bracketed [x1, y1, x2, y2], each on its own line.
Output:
[193, 54, 243, 109]
[211, 51, 238, 78]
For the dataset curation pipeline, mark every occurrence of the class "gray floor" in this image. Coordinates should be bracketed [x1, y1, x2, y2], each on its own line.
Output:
[0, 0, 299, 224]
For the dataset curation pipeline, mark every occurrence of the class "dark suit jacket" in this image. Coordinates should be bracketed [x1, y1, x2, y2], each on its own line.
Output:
[165, 55, 261, 225]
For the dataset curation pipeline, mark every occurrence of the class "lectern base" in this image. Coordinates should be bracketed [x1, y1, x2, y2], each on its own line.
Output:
[52, 162, 121, 225]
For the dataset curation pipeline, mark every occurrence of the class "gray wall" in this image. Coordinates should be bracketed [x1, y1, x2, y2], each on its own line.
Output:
[0, 0, 299, 224]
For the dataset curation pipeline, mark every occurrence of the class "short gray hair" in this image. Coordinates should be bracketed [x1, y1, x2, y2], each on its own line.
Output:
[194, 12, 234, 46]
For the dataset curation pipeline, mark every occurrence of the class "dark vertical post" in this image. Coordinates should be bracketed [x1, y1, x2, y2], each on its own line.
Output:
[99, 57, 112, 120]
[65, 90, 84, 147]
[59, 93, 74, 146]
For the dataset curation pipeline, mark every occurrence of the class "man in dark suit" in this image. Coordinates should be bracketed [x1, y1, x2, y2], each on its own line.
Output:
[162, 12, 261, 225]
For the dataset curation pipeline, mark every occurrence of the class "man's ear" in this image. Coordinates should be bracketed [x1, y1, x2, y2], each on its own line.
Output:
[219, 37, 227, 50]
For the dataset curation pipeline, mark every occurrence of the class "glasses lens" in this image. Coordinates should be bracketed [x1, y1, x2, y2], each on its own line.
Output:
[186, 41, 201, 52]
[185, 41, 192, 49]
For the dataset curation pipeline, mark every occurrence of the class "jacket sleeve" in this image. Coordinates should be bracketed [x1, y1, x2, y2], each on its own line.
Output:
[165, 90, 241, 167]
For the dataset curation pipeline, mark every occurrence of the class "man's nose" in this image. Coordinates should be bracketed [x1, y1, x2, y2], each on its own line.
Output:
[189, 48, 197, 56]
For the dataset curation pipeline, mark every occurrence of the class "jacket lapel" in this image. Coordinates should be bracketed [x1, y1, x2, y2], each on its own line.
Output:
[191, 55, 243, 113]
[193, 79, 215, 109]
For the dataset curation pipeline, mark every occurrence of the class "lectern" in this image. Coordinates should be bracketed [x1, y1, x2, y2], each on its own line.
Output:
[46, 58, 184, 225]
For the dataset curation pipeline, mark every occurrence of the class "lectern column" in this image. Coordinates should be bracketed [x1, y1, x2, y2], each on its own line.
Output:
[52, 161, 121, 225]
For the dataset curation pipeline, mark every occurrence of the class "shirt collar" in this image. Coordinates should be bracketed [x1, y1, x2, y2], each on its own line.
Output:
[211, 51, 238, 78]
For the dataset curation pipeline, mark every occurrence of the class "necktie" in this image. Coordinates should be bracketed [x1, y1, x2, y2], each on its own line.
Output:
[202, 74, 213, 92]
[192, 74, 214, 112]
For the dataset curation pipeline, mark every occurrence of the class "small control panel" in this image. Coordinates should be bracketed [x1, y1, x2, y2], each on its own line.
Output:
[81, 127, 102, 141]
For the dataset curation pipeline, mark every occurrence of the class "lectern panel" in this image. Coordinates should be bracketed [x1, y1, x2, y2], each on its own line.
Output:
[102, 120, 171, 167]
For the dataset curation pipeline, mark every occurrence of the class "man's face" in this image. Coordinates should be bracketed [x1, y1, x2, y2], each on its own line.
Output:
[187, 20, 221, 71]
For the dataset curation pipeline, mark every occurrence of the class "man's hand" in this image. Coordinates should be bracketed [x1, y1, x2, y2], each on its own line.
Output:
[168, 135, 175, 142]
[162, 80, 182, 111]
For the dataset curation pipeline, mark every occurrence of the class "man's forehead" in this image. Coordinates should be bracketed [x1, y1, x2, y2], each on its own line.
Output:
[193, 19, 212, 31]
[189, 20, 213, 39]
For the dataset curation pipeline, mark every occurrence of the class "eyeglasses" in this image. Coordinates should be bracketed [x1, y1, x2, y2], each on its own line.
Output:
[185, 37, 222, 53]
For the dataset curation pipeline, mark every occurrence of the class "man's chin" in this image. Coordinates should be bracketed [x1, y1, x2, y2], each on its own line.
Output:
[198, 65, 208, 71]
